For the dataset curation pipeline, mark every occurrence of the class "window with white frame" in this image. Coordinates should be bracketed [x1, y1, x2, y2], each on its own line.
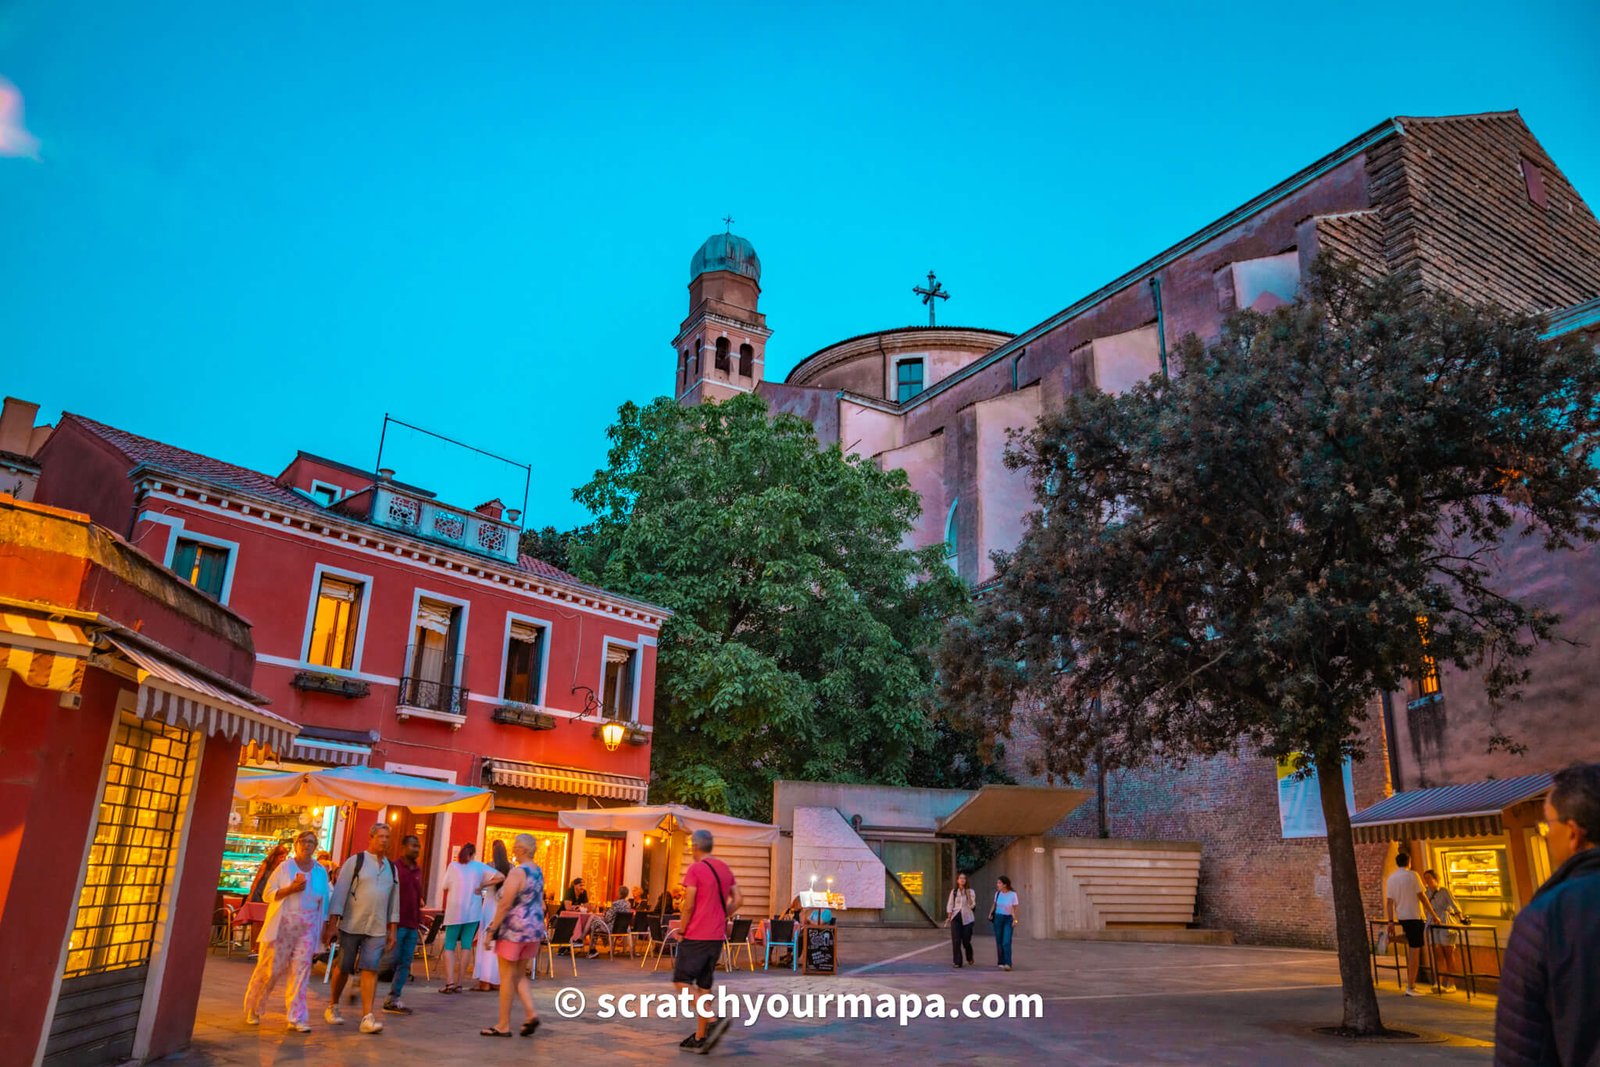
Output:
[502, 619, 547, 704]
[602, 644, 637, 721]
[307, 574, 364, 669]
[409, 598, 464, 687]
[170, 537, 230, 600]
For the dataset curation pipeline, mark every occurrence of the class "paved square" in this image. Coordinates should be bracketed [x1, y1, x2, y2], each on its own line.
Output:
[169, 937, 1495, 1065]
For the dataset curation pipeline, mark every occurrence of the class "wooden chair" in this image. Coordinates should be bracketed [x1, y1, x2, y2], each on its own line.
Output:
[722, 918, 755, 972]
[416, 914, 445, 981]
[763, 919, 798, 971]
[540, 915, 583, 978]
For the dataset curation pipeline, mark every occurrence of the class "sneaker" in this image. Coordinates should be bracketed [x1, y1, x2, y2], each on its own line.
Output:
[1404, 987, 1425, 997]
[586, 949, 600, 959]
[244, 1011, 260, 1026]
[679, 1034, 704, 1053]
[1440, 982, 1458, 993]
[1001, 964, 1012, 971]
[701, 1017, 732, 1053]
[383, 999, 413, 1015]
[360, 1013, 384, 1034]
[286, 1021, 311, 1033]
[324, 1006, 344, 1025]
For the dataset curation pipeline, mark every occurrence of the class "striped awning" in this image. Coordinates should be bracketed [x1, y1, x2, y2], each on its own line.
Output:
[104, 635, 299, 753]
[239, 735, 372, 767]
[0, 610, 91, 693]
[1350, 773, 1553, 844]
[484, 758, 648, 803]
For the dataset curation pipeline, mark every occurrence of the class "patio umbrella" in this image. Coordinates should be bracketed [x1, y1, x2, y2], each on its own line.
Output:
[557, 803, 777, 844]
[234, 766, 494, 814]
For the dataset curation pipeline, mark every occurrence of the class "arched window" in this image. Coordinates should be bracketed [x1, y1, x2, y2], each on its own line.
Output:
[715, 337, 731, 373]
[693, 337, 702, 375]
[680, 349, 690, 389]
[738, 343, 754, 377]
[944, 498, 959, 569]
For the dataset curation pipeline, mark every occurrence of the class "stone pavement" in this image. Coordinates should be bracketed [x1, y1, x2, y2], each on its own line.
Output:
[164, 936, 1497, 1065]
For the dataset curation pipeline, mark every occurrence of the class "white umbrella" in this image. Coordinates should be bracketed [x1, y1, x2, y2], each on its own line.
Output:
[558, 803, 777, 844]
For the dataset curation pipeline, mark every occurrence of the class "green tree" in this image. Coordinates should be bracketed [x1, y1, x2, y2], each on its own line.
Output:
[936, 261, 1600, 1034]
[518, 524, 578, 572]
[571, 393, 969, 820]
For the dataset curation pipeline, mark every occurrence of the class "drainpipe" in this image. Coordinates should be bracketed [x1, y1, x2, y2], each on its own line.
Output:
[1010, 347, 1028, 391]
[1148, 276, 1168, 379]
[1380, 690, 1404, 794]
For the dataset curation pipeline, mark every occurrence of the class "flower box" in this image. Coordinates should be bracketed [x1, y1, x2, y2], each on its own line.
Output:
[290, 671, 371, 699]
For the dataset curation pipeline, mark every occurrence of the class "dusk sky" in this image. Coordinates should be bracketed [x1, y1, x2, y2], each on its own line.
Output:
[4, 1, 1597, 528]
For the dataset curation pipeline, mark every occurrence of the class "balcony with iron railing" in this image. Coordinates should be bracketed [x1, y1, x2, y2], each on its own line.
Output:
[395, 646, 471, 729]
[367, 483, 521, 565]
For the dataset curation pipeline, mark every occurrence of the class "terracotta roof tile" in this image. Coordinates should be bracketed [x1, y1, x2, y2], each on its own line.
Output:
[66, 414, 310, 508]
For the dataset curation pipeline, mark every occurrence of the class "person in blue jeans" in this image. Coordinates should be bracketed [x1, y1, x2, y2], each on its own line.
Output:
[992, 875, 1020, 971]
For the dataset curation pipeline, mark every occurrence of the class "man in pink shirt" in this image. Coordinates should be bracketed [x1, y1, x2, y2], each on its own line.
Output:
[673, 829, 741, 1054]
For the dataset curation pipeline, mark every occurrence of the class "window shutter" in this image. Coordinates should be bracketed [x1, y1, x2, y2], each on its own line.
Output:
[605, 645, 633, 664]
[510, 620, 543, 644]
[320, 576, 360, 602]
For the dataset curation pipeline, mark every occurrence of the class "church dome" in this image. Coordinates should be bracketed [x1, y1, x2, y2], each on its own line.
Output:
[690, 232, 761, 283]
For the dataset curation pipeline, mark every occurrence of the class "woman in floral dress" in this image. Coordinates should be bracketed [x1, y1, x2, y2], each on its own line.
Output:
[244, 830, 330, 1032]
[480, 833, 545, 1037]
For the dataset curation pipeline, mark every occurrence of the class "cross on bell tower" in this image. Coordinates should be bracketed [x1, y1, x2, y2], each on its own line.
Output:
[913, 271, 950, 326]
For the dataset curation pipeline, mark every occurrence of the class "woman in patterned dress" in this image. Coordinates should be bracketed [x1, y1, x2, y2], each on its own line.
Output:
[480, 833, 546, 1038]
[243, 830, 330, 1032]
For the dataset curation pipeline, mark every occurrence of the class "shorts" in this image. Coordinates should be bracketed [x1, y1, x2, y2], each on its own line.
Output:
[1427, 924, 1460, 947]
[1398, 919, 1426, 949]
[337, 930, 385, 973]
[496, 938, 540, 962]
[672, 939, 724, 990]
[443, 921, 479, 950]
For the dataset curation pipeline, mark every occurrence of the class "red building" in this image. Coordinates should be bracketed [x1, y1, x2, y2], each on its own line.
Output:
[35, 417, 670, 906]
[0, 494, 297, 1066]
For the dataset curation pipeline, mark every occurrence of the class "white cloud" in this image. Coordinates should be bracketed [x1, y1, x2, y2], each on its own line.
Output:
[0, 77, 40, 159]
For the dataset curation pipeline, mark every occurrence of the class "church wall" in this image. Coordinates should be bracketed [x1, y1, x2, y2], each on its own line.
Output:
[973, 386, 1041, 584]
[839, 399, 903, 460]
[878, 434, 948, 552]
[756, 382, 842, 448]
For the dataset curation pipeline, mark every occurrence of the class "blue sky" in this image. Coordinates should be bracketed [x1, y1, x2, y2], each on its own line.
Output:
[4, 1, 1597, 528]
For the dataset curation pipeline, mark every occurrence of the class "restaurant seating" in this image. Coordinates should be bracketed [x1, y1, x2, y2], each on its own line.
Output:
[604, 911, 640, 957]
[763, 918, 798, 971]
[416, 913, 445, 981]
[641, 916, 680, 971]
[540, 914, 583, 978]
[722, 918, 755, 971]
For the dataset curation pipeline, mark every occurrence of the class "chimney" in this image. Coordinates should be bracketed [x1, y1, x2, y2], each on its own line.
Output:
[474, 498, 506, 521]
[0, 397, 43, 455]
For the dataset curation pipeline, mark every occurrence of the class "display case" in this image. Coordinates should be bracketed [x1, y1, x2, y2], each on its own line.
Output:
[1437, 844, 1512, 919]
[219, 831, 280, 895]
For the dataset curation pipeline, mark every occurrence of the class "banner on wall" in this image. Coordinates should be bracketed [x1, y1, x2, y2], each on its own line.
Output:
[1276, 754, 1356, 839]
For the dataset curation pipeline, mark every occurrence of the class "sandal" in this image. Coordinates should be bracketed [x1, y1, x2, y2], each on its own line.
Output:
[480, 1027, 512, 1037]
[440, 984, 460, 995]
[521, 1018, 541, 1037]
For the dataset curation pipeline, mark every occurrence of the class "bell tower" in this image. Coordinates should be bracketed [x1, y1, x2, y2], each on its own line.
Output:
[674, 227, 771, 405]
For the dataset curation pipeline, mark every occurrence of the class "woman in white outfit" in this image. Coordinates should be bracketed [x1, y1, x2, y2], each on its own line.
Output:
[473, 839, 512, 991]
[243, 830, 331, 1032]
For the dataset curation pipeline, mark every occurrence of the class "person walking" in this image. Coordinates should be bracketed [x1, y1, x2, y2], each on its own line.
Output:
[1421, 868, 1465, 993]
[325, 823, 399, 1034]
[946, 872, 976, 968]
[439, 842, 498, 994]
[1495, 763, 1600, 1067]
[992, 876, 1019, 971]
[472, 840, 512, 992]
[480, 833, 545, 1038]
[243, 830, 330, 1032]
[673, 829, 742, 1055]
[383, 834, 425, 1015]
[1384, 851, 1439, 996]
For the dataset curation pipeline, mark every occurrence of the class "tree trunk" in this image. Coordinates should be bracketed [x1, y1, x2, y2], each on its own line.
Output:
[1314, 739, 1385, 1034]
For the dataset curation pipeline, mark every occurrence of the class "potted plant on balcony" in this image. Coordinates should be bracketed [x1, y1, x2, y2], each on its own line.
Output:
[291, 671, 371, 698]
[492, 702, 557, 730]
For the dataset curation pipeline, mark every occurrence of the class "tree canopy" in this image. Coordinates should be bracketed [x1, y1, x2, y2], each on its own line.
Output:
[937, 260, 1600, 1032]
[570, 393, 970, 820]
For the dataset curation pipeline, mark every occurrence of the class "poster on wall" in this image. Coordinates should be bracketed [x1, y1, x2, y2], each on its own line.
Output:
[1276, 754, 1355, 838]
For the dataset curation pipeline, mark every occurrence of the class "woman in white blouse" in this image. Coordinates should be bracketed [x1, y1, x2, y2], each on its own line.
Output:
[946, 872, 977, 968]
[472, 840, 513, 991]
[244, 830, 331, 1032]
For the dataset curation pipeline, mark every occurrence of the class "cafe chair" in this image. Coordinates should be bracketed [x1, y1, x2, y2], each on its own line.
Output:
[540, 915, 583, 978]
[416, 914, 445, 981]
[627, 911, 654, 958]
[722, 918, 755, 972]
[763, 919, 798, 971]
[641, 916, 681, 971]
[604, 912, 639, 958]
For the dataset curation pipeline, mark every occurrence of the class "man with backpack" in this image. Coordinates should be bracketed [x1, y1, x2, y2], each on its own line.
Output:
[325, 823, 399, 1034]
[673, 828, 741, 1055]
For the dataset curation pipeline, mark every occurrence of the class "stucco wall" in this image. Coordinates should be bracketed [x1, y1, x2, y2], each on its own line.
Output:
[973, 386, 1040, 582]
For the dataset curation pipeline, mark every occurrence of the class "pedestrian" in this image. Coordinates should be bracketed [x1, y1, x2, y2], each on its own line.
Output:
[480, 832, 545, 1038]
[1384, 851, 1439, 996]
[1421, 868, 1465, 993]
[472, 839, 512, 992]
[243, 830, 330, 1033]
[992, 875, 1019, 971]
[946, 872, 976, 968]
[439, 841, 499, 994]
[248, 843, 289, 904]
[325, 823, 399, 1034]
[382, 833, 425, 1016]
[673, 829, 741, 1054]
[1495, 763, 1600, 1067]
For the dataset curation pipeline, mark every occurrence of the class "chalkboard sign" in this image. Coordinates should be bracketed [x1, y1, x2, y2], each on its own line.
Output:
[803, 926, 836, 974]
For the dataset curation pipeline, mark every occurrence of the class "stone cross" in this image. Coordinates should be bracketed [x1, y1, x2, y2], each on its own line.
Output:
[913, 270, 949, 326]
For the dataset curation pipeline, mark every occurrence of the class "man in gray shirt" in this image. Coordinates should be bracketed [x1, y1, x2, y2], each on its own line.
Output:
[324, 823, 399, 1034]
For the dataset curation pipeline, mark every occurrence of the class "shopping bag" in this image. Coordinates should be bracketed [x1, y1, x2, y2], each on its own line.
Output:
[1375, 928, 1391, 955]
